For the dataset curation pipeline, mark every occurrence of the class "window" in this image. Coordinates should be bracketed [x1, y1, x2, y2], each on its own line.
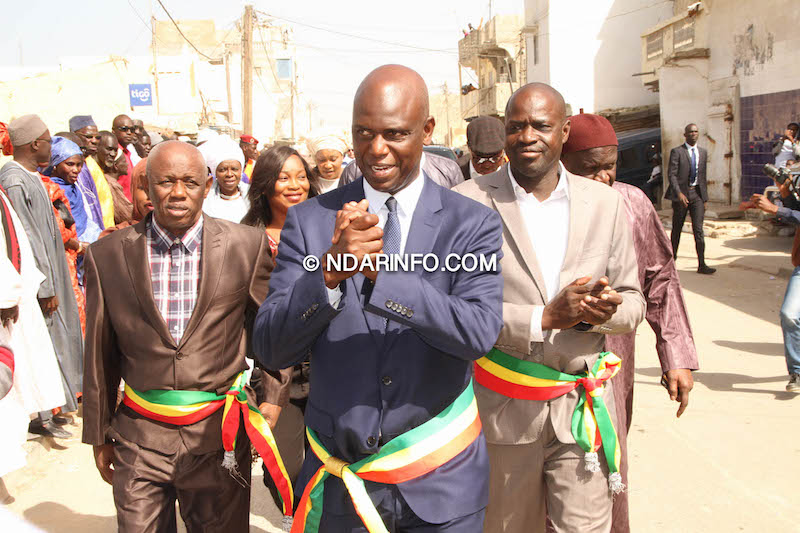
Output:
[275, 58, 292, 80]
[533, 34, 539, 65]
[646, 31, 663, 59]
[673, 18, 695, 50]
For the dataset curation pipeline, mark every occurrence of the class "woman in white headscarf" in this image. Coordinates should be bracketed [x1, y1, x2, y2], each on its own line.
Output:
[200, 137, 249, 223]
[309, 134, 348, 194]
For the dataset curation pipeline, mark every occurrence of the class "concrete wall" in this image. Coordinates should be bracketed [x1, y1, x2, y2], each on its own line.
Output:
[524, 0, 671, 113]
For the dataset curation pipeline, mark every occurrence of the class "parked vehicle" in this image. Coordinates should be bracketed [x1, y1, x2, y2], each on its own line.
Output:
[616, 127, 661, 203]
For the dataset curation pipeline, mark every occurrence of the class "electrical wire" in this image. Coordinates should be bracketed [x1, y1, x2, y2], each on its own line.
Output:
[256, 10, 457, 55]
[155, 0, 220, 61]
[256, 22, 290, 96]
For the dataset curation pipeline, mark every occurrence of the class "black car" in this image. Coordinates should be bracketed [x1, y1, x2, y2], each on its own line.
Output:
[616, 127, 661, 203]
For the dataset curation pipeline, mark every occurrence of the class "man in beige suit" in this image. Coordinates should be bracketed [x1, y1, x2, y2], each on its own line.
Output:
[455, 83, 645, 532]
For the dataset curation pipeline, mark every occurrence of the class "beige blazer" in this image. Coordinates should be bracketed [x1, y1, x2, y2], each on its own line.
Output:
[454, 166, 645, 445]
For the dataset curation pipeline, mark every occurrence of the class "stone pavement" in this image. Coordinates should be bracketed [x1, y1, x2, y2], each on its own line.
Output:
[2, 231, 798, 532]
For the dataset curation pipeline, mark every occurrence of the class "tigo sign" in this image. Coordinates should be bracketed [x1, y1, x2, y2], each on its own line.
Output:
[129, 84, 153, 107]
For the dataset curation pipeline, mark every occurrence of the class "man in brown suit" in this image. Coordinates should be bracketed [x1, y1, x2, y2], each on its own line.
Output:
[82, 141, 274, 532]
[455, 84, 645, 533]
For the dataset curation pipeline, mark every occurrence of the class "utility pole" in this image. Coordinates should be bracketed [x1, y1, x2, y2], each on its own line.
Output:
[242, 4, 254, 135]
[224, 50, 233, 123]
[442, 82, 452, 147]
[290, 57, 296, 140]
[151, 4, 161, 115]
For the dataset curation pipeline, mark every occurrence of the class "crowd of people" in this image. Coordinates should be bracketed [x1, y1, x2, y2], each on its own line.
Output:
[0, 64, 711, 533]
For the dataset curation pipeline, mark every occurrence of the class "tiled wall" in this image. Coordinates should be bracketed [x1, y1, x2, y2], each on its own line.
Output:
[740, 89, 800, 200]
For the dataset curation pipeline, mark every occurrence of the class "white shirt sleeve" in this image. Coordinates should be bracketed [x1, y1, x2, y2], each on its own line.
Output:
[529, 305, 546, 343]
[326, 284, 343, 309]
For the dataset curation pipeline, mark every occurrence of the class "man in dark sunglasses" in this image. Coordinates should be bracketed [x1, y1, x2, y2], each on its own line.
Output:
[460, 115, 506, 181]
[111, 115, 135, 201]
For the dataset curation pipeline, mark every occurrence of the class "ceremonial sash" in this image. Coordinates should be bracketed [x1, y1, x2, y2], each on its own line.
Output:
[292, 380, 482, 533]
[474, 349, 625, 493]
[123, 372, 294, 515]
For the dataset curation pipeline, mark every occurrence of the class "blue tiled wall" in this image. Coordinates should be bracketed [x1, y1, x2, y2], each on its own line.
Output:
[740, 89, 800, 200]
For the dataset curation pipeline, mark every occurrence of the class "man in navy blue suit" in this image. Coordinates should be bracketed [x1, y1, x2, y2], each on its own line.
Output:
[253, 65, 504, 531]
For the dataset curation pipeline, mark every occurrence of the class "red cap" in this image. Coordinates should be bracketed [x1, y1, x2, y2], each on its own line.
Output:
[240, 134, 258, 145]
[562, 113, 618, 153]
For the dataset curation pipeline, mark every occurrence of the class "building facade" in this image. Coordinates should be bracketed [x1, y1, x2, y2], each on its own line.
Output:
[640, 0, 800, 205]
[523, 0, 673, 129]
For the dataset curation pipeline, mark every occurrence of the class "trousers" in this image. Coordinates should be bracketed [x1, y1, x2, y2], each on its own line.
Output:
[671, 188, 706, 264]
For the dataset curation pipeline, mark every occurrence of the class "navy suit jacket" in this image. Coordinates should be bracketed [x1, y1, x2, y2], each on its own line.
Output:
[253, 176, 503, 522]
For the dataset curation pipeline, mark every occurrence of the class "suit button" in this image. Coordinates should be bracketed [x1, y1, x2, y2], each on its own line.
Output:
[385, 300, 393, 309]
[407, 309, 414, 318]
[382, 375, 392, 386]
[366, 436, 377, 447]
[176, 352, 185, 360]
[311, 303, 319, 311]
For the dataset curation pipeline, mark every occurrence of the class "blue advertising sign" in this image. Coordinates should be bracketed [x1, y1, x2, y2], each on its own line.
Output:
[129, 84, 153, 107]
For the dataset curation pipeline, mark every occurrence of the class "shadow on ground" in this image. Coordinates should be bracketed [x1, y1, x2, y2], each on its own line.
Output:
[23, 502, 116, 532]
[636, 366, 797, 400]
[723, 236, 792, 253]
[713, 340, 784, 356]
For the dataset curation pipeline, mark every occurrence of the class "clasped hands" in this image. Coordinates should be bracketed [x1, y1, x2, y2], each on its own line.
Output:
[322, 199, 383, 289]
[542, 276, 623, 330]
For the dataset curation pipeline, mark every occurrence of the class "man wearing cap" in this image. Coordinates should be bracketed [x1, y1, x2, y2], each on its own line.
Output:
[239, 135, 259, 183]
[0, 114, 83, 439]
[70, 115, 115, 229]
[461, 116, 506, 181]
[561, 113, 699, 533]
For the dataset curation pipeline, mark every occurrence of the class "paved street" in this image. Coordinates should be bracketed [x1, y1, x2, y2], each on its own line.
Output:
[2, 231, 798, 533]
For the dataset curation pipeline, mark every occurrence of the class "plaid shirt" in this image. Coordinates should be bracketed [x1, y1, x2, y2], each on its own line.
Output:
[147, 215, 203, 344]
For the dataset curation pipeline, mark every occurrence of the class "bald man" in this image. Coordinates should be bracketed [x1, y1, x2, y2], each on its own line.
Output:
[455, 84, 645, 533]
[254, 65, 503, 531]
[82, 141, 279, 532]
[111, 114, 135, 201]
[561, 114, 698, 533]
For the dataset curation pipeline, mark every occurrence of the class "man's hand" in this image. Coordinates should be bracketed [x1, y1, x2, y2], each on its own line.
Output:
[1, 305, 19, 327]
[579, 277, 624, 326]
[258, 402, 282, 429]
[331, 200, 370, 245]
[65, 238, 81, 252]
[93, 443, 115, 485]
[678, 192, 689, 208]
[542, 276, 592, 331]
[323, 211, 382, 289]
[663, 368, 693, 418]
[38, 295, 59, 316]
[750, 194, 779, 215]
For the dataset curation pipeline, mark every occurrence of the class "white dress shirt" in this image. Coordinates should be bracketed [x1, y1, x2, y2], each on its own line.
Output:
[685, 142, 699, 186]
[326, 168, 425, 307]
[507, 163, 570, 343]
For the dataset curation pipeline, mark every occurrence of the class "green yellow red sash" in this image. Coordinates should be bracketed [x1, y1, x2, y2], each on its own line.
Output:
[123, 372, 294, 515]
[474, 349, 625, 493]
[291, 380, 482, 533]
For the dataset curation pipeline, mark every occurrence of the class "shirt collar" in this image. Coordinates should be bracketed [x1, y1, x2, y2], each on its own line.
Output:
[149, 213, 204, 252]
[362, 163, 425, 219]
[507, 162, 569, 203]
[468, 160, 482, 180]
[684, 142, 697, 152]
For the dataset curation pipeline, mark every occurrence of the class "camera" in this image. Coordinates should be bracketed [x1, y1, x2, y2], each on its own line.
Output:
[763, 163, 800, 202]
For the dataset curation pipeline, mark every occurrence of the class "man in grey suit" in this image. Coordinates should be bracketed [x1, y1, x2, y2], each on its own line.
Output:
[666, 123, 716, 274]
[455, 83, 645, 533]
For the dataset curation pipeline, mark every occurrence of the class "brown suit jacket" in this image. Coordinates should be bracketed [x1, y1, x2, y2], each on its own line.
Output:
[81, 214, 273, 455]
[454, 166, 645, 445]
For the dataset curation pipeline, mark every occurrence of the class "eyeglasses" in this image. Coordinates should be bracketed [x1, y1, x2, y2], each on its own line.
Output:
[474, 152, 504, 164]
[80, 133, 101, 141]
[117, 126, 135, 133]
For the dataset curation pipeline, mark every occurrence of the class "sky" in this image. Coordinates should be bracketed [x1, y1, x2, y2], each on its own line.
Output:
[1, 0, 524, 129]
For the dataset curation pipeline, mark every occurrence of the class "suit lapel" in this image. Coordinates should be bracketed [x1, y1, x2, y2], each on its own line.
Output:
[385, 177, 443, 342]
[123, 219, 175, 348]
[179, 215, 225, 349]
[559, 173, 591, 290]
[488, 166, 547, 302]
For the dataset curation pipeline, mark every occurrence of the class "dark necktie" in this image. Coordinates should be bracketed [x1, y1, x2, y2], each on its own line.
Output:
[689, 147, 697, 186]
[383, 197, 400, 329]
